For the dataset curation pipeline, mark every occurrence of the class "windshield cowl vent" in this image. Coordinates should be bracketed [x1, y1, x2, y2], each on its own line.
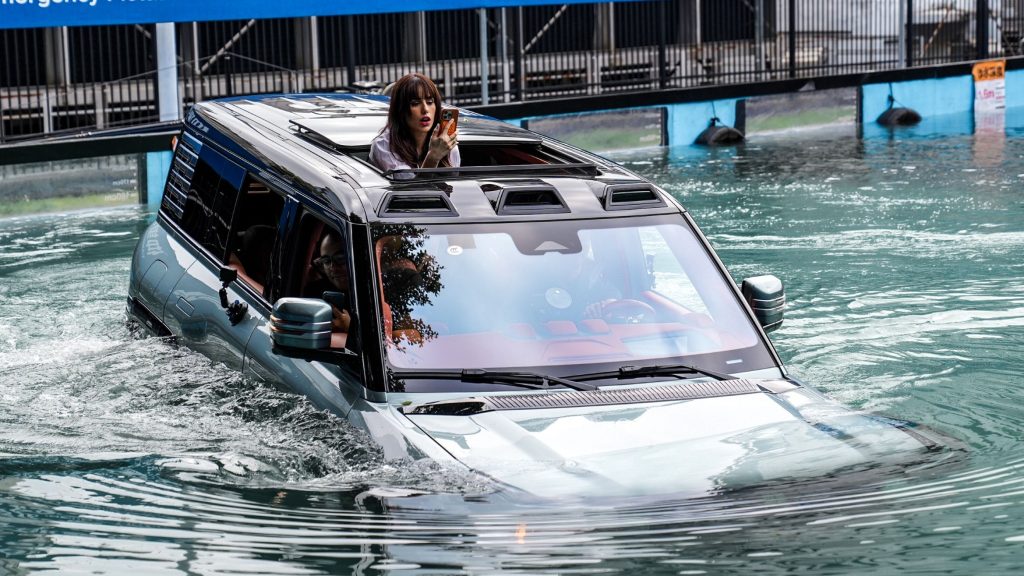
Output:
[484, 184, 570, 215]
[403, 379, 762, 414]
[379, 192, 458, 218]
[600, 183, 666, 211]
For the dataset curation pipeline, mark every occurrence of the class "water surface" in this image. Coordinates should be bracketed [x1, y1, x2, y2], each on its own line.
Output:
[3, 119, 1024, 574]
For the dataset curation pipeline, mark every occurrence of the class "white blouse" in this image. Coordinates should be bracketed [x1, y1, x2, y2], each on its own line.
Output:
[369, 131, 461, 178]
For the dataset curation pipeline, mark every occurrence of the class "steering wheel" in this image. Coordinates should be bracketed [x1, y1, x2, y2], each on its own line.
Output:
[601, 299, 656, 324]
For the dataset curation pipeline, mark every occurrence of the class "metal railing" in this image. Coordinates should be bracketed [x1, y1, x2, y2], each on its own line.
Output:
[2, 0, 1021, 143]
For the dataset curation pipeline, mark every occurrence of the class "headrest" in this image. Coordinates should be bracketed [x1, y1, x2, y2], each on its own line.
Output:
[241, 224, 276, 281]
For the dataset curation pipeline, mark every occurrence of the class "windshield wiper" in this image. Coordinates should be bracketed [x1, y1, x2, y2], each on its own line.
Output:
[570, 363, 734, 383]
[390, 368, 597, 392]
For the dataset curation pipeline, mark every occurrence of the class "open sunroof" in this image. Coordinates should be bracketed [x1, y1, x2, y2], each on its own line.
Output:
[291, 115, 544, 151]
[383, 163, 600, 180]
[290, 115, 388, 149]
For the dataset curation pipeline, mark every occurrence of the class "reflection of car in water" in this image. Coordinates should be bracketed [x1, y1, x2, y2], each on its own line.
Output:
[127, 94, 957, 498]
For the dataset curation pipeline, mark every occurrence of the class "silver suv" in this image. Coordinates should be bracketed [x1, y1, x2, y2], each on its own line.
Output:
[127, 94, 953, 497]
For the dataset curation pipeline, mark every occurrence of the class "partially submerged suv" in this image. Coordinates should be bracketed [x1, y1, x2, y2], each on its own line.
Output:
[128, 94, 950, 497]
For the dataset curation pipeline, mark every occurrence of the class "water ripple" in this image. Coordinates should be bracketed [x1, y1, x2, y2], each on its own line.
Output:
[4, 132, 1024, 573]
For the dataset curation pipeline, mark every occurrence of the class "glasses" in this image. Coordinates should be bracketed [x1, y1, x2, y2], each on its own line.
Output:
[314, 253, 348, 269]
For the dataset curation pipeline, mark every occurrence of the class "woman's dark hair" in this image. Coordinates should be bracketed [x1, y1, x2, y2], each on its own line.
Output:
[382, 73, 451, 168]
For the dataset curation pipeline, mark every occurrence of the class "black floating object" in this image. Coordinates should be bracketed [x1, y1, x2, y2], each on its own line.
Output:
[695, 118, 745, 146]
[877, 107, 922, 127]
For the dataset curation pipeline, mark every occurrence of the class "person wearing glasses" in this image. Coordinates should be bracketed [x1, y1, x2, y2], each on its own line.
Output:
[305, 231, 352, 332]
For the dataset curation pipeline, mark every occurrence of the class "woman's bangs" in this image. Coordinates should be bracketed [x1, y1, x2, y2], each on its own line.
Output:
[412, 80, 433, 101]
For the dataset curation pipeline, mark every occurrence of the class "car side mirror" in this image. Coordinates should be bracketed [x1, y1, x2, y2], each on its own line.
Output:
[270, 297, 361, 366]
[271, 297, 333, 350]
[741, 275, 785, 333]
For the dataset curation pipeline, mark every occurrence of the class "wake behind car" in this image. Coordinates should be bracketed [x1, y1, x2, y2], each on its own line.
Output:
[127, 94, 953, 497]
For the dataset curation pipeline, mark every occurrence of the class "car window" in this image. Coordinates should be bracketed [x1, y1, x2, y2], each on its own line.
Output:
[638, 227, 710, 315]
[164, 139, 246, 262]
[161, 132, 200, 222]
[374, 217, 776, 375]
[282, 211, 356, 351]
[225, 178, 285, 298]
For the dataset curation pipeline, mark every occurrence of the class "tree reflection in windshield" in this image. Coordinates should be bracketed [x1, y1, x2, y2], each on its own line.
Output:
[375, 224, 443, 348]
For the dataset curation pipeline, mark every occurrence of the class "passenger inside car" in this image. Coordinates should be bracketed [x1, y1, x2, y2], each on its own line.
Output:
[226, 180, 285, 297]
[228, 224, 275, 295]
[304, 231, 352, 337]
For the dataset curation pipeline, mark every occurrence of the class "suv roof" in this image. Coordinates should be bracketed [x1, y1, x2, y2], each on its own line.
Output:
[187, 93, 682, 225]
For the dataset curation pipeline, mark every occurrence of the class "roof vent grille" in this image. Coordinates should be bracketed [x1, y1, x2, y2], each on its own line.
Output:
[379, 192, 458, 218]
[485, 184, 570, 215]
[601, 183, 666, 211]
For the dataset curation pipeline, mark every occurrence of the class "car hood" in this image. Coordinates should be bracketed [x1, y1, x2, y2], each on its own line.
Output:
[401, 380, 946, 498]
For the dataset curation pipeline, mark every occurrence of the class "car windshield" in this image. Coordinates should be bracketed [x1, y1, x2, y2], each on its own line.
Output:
[373, 215, 776, 374]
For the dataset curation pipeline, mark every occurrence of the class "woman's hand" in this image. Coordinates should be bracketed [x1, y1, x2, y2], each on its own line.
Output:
[331, 306, 351, 332]
[421, 123, 457, 168]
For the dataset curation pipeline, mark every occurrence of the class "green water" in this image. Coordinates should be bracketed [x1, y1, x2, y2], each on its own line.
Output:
[3, 118, 1024, 574]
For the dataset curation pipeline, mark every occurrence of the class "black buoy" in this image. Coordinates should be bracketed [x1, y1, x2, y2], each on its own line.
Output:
[876, 91, 921, 127]
[695, 117, 745, 146]
[877, 106, 922, 127]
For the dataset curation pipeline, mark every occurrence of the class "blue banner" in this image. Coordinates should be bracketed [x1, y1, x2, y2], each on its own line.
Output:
[0, 0, 623, 29]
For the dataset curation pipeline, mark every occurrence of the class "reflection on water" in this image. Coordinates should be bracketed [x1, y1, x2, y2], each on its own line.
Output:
[5, 116, 1024, 573]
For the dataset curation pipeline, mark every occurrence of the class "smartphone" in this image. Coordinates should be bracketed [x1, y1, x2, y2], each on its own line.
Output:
[321, 290, 347, 310]
[440, 108, 459, 137]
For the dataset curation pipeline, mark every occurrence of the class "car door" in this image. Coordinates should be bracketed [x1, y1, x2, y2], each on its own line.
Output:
[242, 200, 365, 418]
[162, 143, 260, 370]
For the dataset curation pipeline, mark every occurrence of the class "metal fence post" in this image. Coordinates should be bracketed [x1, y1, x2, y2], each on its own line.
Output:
[977, 0, 989, 59]
[345, 16, 357, 86]
[479, 8, 490, 105]
[906, 0, 914, 67]
[658, 0, 667, 89]
[94, 84, 106, 130]
[137, 153, 149, 204]
[515, 7, 525, 102]
[42, 90, 52, 134]
[225, 55, 234, 97]
[501, 8, 511, 102]
[310, 17, 320, 75]
[755, 0, 765, 78]
[156, 22, 180, 122]
[418, 12, 428, 71]
[898, 0, 906, 67]
[788, 0, 796, 78]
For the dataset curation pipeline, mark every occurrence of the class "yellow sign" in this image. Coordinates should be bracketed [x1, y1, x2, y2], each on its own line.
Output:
[973, 60, 1006, 82]
[974, 59, 1006, 115]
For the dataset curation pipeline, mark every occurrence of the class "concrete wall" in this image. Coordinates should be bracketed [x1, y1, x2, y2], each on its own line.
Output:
[513, 98, 740, 152]
[1006, 68, 1024, 101]
[146, 151, 173, 210]
[666, 99, 741, 146]
[861, 76, 975, 122]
